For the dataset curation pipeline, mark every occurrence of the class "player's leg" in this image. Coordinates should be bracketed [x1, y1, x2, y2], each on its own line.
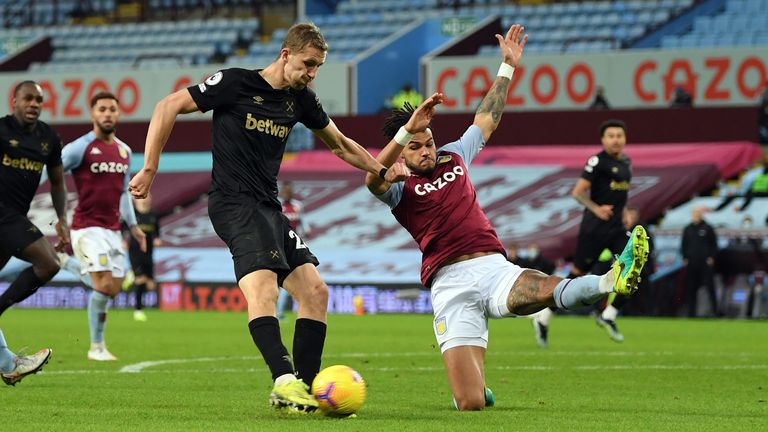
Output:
[0, 327, 16, 373]
[0, 236, 59, 317]
[240, 269, 316, 411]
[0, 328, 52, 386]
[683, 265, 700, 317]
[570, 228, 607, 279]
[528, 230, 605, 346]
[72, 228, 123, 361]
[442, 345, 487, 410]
[529, 307, 552, 348]
[505, 227, 649, 315]
[592, 231, 634, 342]
[129, 249, 146, 320]
[282, 263, 328, 387]
[702, 265, 720, 316]
[276, 288, 291, 321]
[210, 195, 315, 411]
[133, 270, 149, 322]
[86, 271, 117, 361]
[431, 259, 494, 410]
[0, 256, 28, 282]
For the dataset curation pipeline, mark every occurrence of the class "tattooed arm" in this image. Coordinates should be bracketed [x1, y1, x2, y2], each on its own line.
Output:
[473, 24, 527, 142]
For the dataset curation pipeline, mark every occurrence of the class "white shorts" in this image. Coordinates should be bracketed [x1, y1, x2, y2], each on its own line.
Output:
[71, 227, 126, 277]
[431, 254, 524, 353]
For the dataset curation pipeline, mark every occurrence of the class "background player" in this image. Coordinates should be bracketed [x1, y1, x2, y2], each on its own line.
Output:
[531, 119, 633, 346]
[60, 91, 146, 361]
[128, 193, 161, 322]
[365, 25, 649, 410]
[128, 23, 407, 412]
[0, 81, 67, 383]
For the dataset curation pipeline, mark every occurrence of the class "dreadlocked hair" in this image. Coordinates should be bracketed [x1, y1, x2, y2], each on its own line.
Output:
[382, 102, 427, 139]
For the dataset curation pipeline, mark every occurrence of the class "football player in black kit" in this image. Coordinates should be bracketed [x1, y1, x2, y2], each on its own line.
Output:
[0, 81, 69, 385]
[129, 194, 161, 322]
[531, 119, 635, 347]
[129, 23, 406, 412]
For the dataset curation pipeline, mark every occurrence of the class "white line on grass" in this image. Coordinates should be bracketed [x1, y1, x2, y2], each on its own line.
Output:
[119, 356, 255, 373]
[118, 350, 767, 373]
[43, 363, 768, 376]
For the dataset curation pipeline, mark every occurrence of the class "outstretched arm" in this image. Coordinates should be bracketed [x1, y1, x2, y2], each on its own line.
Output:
[474, 24, 527, 142]
[313, 120, 407, 184]
[365, 93, 444, 195]
[129, 89, 199, 198]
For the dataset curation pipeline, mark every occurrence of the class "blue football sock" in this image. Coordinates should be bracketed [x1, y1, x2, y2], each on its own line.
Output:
[553, 275, 604, 310]
[88, 291, 110, 344]
[276, 288, 291, 319]
[62, 257, 93, 288]
[0, 329, 16, 373]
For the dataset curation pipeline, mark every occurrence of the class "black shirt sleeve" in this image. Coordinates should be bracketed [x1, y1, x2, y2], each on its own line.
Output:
[187, 69, 243, 113]
[580, 154, 600, 182]
[47, 129, 63, 168]
[297, 87, 330, 130]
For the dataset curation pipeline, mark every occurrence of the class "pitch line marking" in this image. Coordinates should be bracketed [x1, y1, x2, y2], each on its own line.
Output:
[41, 363, 768, 376]
[118, 349, 767, 373]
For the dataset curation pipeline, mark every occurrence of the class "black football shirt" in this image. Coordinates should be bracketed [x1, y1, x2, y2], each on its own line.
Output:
[129, 209, 160, 257]
[0, 115, 62, 214]
[579, 150, 632, 233]
[188, 68, 329, 209]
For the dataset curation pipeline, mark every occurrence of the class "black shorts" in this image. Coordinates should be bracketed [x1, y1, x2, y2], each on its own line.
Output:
[129, 251, 154, 278]
[208, 192, 318, 284]
[572, 225, 628, 274]
[0, 210, 44, 257]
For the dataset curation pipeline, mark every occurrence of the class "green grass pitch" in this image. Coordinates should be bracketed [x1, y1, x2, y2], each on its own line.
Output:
[2, 309, 766, 431]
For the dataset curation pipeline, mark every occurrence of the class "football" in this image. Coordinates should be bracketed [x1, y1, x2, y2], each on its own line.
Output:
[311, 365, 367, 416]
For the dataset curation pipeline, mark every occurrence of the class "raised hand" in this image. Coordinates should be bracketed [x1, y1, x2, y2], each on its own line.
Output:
[404, 92, 445, 134]
[495, 24, 527, 68]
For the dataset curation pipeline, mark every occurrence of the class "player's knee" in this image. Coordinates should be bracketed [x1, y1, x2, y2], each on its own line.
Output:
[454, 394, 485, 411]
[34, 258, 59, 283]
[303, 280, 328, 306]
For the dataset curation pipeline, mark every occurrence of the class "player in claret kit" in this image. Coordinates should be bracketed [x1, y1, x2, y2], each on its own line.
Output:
[365, 25, 649, 410]
[59, 91, 146, 361]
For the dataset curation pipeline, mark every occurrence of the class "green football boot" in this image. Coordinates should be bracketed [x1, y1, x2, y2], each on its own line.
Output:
[612, 225, 649, 296]
[270, 376, 318, 413]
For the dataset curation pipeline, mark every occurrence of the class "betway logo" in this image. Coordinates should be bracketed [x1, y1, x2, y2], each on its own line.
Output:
[245, 113, 291, 139]
[2, 154, 44, 173]
[415, 165, 465, 196]
[90, 162, 129, 173]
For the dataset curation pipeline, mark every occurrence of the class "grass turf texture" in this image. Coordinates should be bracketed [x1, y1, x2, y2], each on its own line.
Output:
[2, 310, 766, 431]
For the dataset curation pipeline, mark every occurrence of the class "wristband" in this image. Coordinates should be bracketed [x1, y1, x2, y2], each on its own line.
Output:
[378, 167, 388, 180]
[394, 126, 413, 147]
[497, 63, 515, 79]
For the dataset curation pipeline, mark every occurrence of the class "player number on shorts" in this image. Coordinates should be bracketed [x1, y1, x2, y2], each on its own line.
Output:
[289, 230, 307, 249]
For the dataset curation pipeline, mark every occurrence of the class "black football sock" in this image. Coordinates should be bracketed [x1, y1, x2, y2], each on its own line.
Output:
[0, 267, 43, 316]
[293, 318, 327, 387]
[248, 316, 294, 381]
[134, 282, 147, 310]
